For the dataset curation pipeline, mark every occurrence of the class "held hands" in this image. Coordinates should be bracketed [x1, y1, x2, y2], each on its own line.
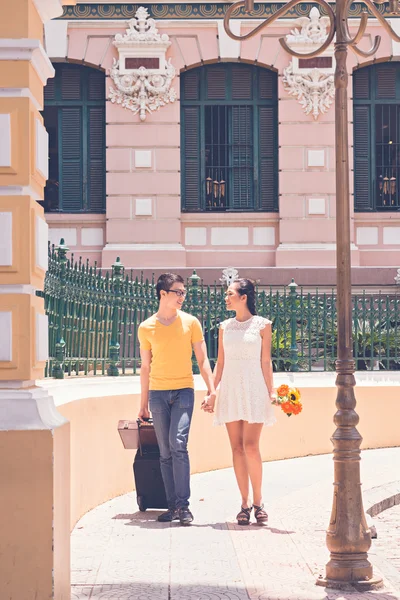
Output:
[201, 391, 216, 414]
[138, 406, 150, 422]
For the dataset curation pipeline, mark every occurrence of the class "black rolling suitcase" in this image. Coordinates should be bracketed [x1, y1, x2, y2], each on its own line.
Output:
[133, 419, 168, 512]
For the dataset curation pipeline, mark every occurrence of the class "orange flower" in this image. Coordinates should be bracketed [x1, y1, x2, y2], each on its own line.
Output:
[291, 403, 303, 415]
[277, 384, 290, 397]
[281, 401, 294, 415]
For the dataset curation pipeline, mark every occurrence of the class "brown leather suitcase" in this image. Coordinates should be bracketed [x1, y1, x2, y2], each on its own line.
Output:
[117, 420, 139, 449]
[136, 419, 158, 453]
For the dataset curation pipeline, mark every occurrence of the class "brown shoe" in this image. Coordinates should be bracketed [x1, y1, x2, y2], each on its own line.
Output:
[236, 505, 252, 525]
[254, 504, 268, 524]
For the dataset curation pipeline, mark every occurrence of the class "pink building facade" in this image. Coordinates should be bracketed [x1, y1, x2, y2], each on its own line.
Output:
[43, 2, 400, 284]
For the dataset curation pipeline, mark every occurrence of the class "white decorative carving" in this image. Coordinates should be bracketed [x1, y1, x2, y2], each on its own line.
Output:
[395, 268, 400, 284]
[286, 7, 330, 45]
[220, 267, 239, 287]
[283, 63, 334, 120]
[282, 7, 334, 120]
[109, 7, 176, 121]
[114, 7, 167, 46]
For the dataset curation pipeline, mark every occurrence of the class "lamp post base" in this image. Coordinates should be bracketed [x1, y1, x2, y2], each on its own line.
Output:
[316, 574, 383, 591]
[316, 552, 383, 590]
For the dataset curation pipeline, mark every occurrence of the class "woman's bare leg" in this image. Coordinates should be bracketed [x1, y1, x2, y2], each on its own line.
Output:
[225, 421, 250, 507]
[243, 423, 264, 506]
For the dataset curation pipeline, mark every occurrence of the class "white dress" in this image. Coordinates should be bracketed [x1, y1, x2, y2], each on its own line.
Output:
[214, 315, 277, 426]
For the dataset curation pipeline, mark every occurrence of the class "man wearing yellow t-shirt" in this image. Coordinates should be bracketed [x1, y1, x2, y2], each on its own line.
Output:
[138, 273, 216, 525]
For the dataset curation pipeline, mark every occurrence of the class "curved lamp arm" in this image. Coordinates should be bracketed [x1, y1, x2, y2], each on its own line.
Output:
[361, 0, 400, 41]
[224, 0, 336, 58]
[224, 0, 400, 61]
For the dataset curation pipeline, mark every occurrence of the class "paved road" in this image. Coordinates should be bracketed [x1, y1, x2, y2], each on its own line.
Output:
[71, 447, 400, 600]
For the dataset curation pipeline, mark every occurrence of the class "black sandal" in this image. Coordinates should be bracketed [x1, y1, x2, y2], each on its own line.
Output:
[254, 504, 268, 524]
[236, 505, 252, 525]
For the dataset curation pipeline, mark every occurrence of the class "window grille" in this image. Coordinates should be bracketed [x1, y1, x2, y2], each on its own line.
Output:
[354, 63, 400, 212]
[181, 64, 278, 212]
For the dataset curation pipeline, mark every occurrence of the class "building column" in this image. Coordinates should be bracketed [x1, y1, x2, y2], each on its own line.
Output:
[0, 1, 75, 599]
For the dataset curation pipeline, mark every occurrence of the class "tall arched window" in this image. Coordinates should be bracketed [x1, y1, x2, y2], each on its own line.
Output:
[181, 63, 278, 212]
[42, 63, 106, 213]
[354, 63, 400, 211]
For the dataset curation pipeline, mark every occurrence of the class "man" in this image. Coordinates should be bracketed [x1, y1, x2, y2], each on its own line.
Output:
[138, 273, 216, 525]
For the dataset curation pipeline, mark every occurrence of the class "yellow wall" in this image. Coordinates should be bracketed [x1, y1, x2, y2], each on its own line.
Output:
[0, 0, 76, 597]
[0, 0, 43, 40]
[0, 427, 70, 600]
[58, 385, 400, 530]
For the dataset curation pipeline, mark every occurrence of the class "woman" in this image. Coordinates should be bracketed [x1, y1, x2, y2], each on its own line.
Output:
[202, 279, 276, 525]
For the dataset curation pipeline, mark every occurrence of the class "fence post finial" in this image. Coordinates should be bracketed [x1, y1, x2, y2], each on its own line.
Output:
[220, 266, 239, 287]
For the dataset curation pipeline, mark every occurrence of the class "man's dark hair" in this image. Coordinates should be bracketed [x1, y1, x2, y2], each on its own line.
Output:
[156, 273, 185, 301]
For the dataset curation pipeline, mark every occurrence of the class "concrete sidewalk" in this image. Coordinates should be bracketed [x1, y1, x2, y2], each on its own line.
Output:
[71, 447, 400, 600]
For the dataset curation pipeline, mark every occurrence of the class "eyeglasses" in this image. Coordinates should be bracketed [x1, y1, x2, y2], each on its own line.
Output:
[166, 289, 187, 298]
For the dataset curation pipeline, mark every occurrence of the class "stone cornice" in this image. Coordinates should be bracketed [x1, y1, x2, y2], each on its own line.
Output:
[0, 40, 55, 84]
[60, 2, 396, 20]
[33, 0, 65, 22]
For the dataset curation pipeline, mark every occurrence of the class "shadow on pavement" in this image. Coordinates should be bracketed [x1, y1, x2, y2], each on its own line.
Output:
[112, 512, 295, 534]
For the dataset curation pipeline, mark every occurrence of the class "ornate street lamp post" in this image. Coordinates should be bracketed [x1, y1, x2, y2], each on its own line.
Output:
[225, 0, 400, 590]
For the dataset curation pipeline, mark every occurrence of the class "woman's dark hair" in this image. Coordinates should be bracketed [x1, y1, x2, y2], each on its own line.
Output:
[156, 273, 185, 301]
[233, 278, 257, 315]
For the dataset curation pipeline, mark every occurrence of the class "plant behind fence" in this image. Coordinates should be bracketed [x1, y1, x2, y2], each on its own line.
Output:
[38, 241, 400, 378]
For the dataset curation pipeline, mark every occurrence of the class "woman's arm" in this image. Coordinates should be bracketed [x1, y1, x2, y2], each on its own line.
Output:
[213, 326, 225, 389]
[260, 322, 275, 399]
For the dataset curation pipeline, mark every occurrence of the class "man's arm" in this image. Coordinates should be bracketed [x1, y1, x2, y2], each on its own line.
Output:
[193, 340, 217, 412]
[138, 347, 152, 421]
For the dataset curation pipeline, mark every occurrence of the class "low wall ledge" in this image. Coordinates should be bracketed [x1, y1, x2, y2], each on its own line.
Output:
[36, 371, 400, 408]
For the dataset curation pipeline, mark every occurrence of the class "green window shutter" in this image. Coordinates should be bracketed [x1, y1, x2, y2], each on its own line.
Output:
[44, 63, 106, 214]
[354, 105, 372, 211]
[353, 69, 370, 100]
[376, 64, 397, 99]
[182, 106, 201, 210]
[232, 66, 252, 100]
[207, 67, 227, 100]
[259, 69, 275, 100]
[61, 66, 82, 100]
[232, 106, 254, 209]
[87, 106, 105, 213]
[258, 106, 276, 211]
[183, 70, 199, 101]
[88, 70, 105, 101]
[60, 107, 83, 212]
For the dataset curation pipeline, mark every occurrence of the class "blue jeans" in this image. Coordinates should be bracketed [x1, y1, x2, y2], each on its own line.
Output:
[149, 388, 194, 510]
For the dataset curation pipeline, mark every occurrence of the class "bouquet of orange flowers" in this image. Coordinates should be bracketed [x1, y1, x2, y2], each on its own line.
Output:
[272, 384, 302, 417]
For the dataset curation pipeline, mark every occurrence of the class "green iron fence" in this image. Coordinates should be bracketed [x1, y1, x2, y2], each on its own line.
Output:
[37, 240, 400, 378]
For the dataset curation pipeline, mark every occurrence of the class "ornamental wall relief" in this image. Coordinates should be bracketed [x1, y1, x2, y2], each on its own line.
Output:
[282, 7, 335, 120]
[109, 7, 176, 121]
